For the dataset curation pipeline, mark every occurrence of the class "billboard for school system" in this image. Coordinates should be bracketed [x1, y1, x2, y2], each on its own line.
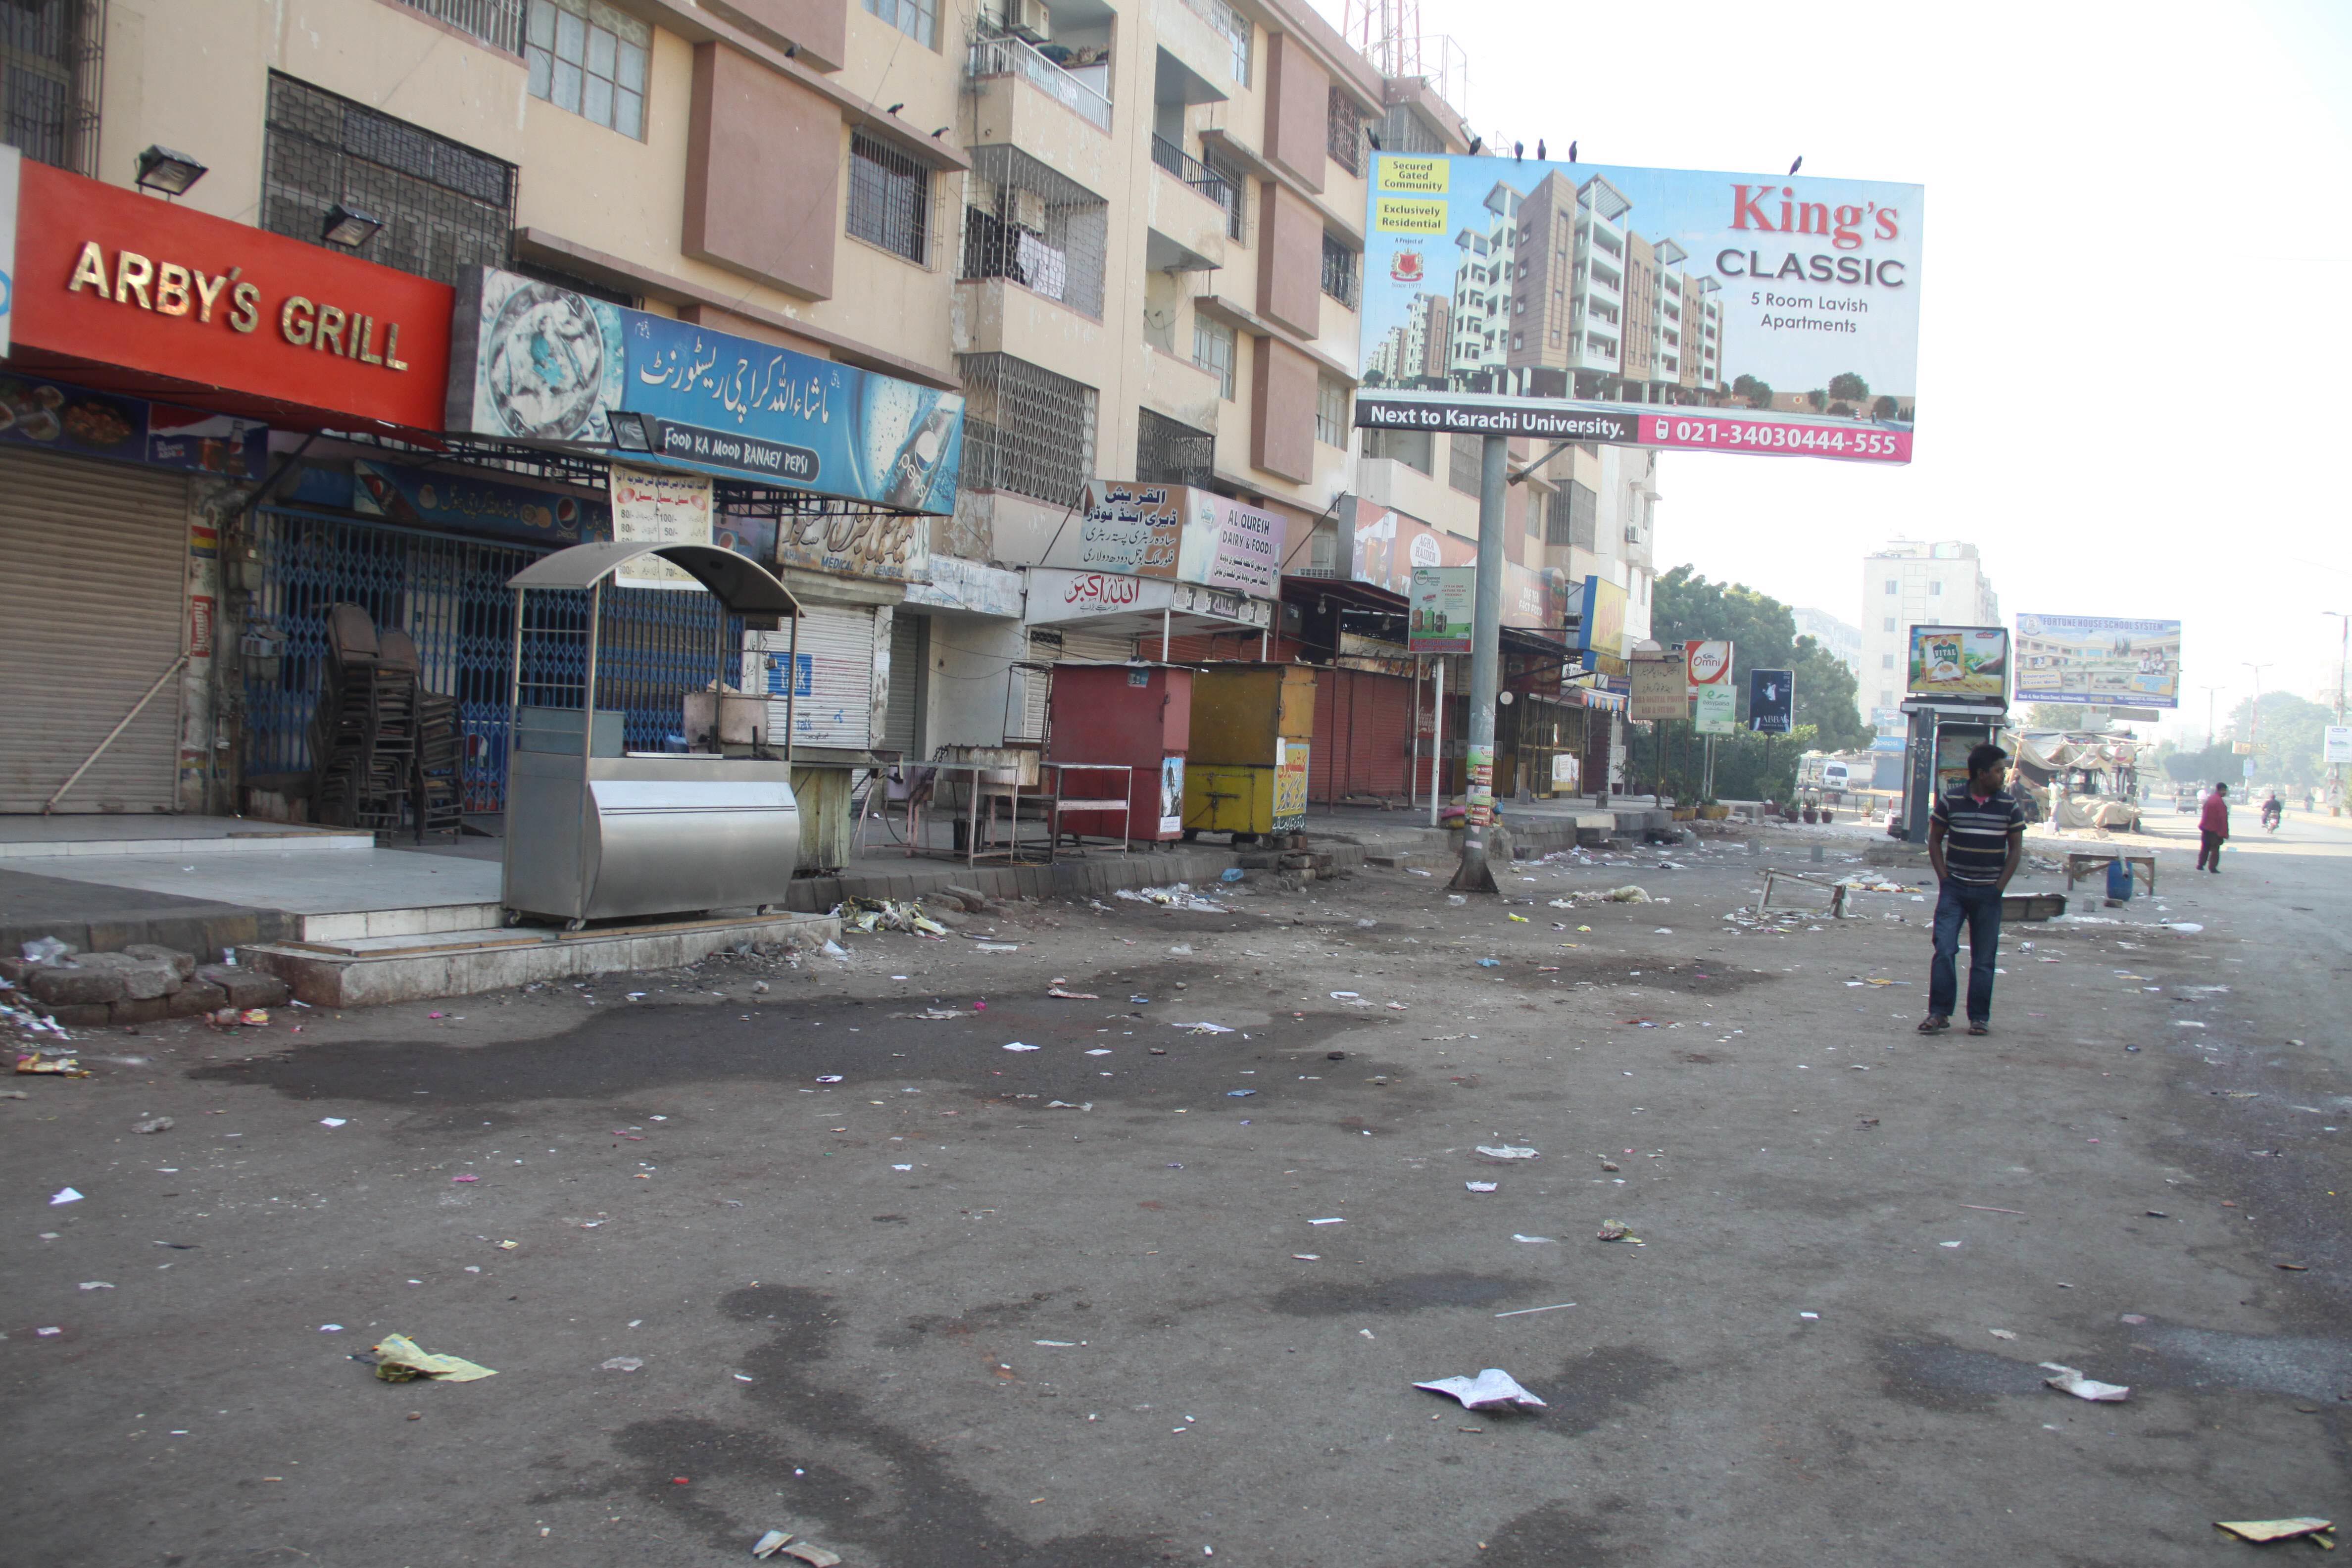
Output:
[2013, 614, 2182, 709]
[1359, 153, 1923, 464]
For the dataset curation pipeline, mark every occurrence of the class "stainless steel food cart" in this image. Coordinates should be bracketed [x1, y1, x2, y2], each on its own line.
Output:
[500, 541, 804, 927]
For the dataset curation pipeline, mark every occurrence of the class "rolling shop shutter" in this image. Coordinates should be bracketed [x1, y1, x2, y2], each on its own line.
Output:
[1309, 669, 1413, 804]
[0, 447, 190, 813]
[881, 610, 925, 760]
[751, 602, 881, 750]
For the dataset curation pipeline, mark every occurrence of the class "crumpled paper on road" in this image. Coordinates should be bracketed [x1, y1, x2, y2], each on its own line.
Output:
[2040, 1362, 2128, 1402]
[1414, 1368, 1548, 1411]
[371, 1332, 497, 1382]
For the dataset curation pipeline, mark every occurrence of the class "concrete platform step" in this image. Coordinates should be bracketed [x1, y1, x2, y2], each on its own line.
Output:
[0, 828, 375, 861]
[294, 901, 508, 943]
[244, 911, 843, 1008]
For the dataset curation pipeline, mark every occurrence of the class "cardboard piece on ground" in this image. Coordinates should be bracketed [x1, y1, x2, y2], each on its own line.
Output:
[372, 1332, 498, 1382]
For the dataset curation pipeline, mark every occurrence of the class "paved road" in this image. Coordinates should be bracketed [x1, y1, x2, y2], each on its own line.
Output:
[4, 822, 2345, 1566]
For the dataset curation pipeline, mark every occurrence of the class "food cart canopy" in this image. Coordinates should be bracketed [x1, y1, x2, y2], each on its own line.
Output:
[506, 543, 802, 616]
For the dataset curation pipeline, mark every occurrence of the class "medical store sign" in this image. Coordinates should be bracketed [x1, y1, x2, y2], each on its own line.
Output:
[448, 267, 965, 515]
[10, 161, 452, 432]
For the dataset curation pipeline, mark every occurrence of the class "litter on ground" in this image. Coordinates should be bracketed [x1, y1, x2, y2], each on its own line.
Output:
[2040, 1363, 2130, 1402]
[1414, 1369, 1548, 1412]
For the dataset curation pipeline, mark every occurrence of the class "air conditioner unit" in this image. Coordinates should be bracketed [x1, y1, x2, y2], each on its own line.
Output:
[1009, 0, 1051, 43]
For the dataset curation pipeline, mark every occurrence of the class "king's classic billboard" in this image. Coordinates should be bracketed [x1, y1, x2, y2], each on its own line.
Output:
[447, 268, 965, 514]
[1359, 154, 1924, 464]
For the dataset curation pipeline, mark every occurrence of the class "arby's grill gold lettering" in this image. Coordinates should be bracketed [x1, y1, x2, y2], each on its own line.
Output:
[65, 241, 411, 372]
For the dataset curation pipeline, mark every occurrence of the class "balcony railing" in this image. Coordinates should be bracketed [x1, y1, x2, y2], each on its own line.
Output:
[969, 29, 1112, 131]
[1151, 135, 1234, 214]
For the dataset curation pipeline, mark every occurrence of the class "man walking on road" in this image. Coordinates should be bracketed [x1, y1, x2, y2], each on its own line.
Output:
[2198, 782, 2231, 872]
[1920, 741, 2026, 1038]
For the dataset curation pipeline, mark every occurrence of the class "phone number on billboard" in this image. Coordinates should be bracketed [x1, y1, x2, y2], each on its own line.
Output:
[1640, 415, 1911, 463]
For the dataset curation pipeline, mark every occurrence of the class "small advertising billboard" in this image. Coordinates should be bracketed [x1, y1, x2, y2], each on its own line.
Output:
[1907, 626, 2008, 702]
[1568, 575, 1631, 677]
[1360, 152, 1923, 464]
[1749, 669, 1794, 734]
[1629, 651, 1689, 721]
[1685, 639, 1734, 695]
[2013, 614, 2182, 709]
[1695, 684, 1738, 734]
[2325, 726, 2352, 764]
[1409, 566, 1475, 653]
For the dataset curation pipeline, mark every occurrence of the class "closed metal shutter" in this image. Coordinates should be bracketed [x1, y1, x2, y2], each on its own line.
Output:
[750, 602, 880, 750]
[1016, 629, 1059, 741]
[1056, 625, 1136, 664]
[882, 610, 925, 761]
[1309, 669, 1413, 802]
[0, 448, 189, 813]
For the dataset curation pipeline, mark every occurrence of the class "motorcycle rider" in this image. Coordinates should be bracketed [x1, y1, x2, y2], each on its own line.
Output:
[2261, 790, 2283, 831]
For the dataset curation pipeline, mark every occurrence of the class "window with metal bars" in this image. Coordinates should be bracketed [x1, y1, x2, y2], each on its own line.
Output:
[1326, 85, 1363, 175]
[399, 0, 526, 54]
[1376, 101, 1444, 155]
[957, 353, 1097, 506]
[1448, 433, 1482, 494]
[848, 131, 933, 264]
[1315, 376, 1349, 447]
[262, 73, 515, 286]
[1320, 232, 1360, 309]
[1179, 0, 1250, 83]
[1362, 427, 1431, 474]
[1136, 408, 1214, 489]
[0, 0, 102, 177]
[1555, 481, 1596, 549]
[526, 0, 646, 137]
[1207, 148, 1248, 241]
[1193, 315, 1236, 399]
[960, 145, 1108, 317]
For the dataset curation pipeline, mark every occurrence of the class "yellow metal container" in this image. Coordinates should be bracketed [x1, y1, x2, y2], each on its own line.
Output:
[1182, 664, 1315, 838]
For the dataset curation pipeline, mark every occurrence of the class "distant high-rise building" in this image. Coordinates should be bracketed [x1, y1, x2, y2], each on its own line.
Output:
[1794, 606, 1866, 727]
[1859, 542, 2002, 727]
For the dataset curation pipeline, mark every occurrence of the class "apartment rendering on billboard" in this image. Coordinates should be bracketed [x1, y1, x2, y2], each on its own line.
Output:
[1359, 154, 1925, 463]
[2014, 614, 2182, 708]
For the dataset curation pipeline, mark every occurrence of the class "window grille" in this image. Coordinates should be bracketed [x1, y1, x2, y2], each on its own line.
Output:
[1320, 232, 1359, 309]
[1178, 0, 1251, 83]
[1448, 433, 1481, 494]
[1137, 408, 1215, 490]
[863, 0, 936, 48]
[1555, 481, 1595, 549]
[263, 73, 515, 287]
[1151, 135, 1234, 214]
[0, 0, 103, 177]
[1193, 315, 1236, 399]
[963, 145, 1107, 316]
[848, 131, 933, 264]
[1375, 101, 1444, 155]
[1326, 85, 1363, 175]
[1315, 376, 1348, 447]
[399, 0, 525, 54]
[958, 353, 1097, 505]
[1207, 148, 1249, 240]
[527, 0, 645, 136]
[1362, 427, 1432, 473]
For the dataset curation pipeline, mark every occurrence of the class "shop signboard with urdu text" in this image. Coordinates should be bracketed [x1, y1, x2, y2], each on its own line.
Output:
[1410, 566, 1475, 653]
[1360, 153, 1923, 463]
[1629, 651, 1690, 722]
[2013, 613, 2181, 709]
[1907, 626, 2008, 702]
[608, 462, 714, 590]
[449, 268, 964, 515]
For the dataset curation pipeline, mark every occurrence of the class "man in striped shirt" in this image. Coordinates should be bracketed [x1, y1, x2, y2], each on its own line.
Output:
[1920, 741, 2027, 1037]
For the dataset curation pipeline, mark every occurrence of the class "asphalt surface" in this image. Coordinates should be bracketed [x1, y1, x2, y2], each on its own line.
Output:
[3, 810, 2346, 1567]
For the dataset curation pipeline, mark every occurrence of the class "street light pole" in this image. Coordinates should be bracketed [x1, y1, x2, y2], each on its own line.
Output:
[2200, 684, 2225, 752]
[2326, 611, 2349, 814]
[1449, 433, 1508, 893]
[2242, 661, 2273, 790]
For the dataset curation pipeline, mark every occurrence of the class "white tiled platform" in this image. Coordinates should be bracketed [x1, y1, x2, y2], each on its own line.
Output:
[0, 815, 373, 860]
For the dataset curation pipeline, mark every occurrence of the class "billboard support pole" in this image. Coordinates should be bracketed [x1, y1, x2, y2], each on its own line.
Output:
[1449, 435, 1509, 893]
[1428, 657, 1445, 828]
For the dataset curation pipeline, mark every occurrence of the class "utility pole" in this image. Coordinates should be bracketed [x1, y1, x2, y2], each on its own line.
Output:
[2200, 684, 2225, 752]
[2243, 661, 2272, 789]
[1449, 434, 1508, 893]
[2326, 612, 2348, 814]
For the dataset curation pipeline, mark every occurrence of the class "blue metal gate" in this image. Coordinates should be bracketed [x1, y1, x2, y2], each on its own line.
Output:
[248, 507, 740, 814]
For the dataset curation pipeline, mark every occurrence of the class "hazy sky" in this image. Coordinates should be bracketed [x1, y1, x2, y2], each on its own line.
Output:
[1311, 0, 2352, 742]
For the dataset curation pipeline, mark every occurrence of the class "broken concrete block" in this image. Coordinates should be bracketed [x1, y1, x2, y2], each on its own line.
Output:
[939, 883, 991, 913]
[195, 964, 291, 1009]
[26, 962, 128, 1008]
[167, 982, 229, 1019]
[108, 997, 173, 1025]
[122, 943, 197, 980]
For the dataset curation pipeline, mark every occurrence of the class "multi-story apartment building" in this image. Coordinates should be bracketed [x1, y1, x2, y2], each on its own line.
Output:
[1794, 606, 1864, 687]
[1858, 540, 2002, 727]
[0, 0, 1390, 813]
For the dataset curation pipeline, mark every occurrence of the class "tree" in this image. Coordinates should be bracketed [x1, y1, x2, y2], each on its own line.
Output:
[2230, 690, 2334, 790]
[1828, 371, 1870, 403]
[1871, 394, 1899, 420]
[1731, 373, 1773, 410]
[1828, 402, 1854, 417]
[1806, 389, 1828, 412]
[1651, 566, 1870, 754]
[2023, 704, 2095, 730]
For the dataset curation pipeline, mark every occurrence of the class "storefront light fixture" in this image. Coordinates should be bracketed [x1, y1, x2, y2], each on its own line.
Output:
[321, 203, 384, 249]
[134, 145, 208, 196]
[608, 413, 652, 452]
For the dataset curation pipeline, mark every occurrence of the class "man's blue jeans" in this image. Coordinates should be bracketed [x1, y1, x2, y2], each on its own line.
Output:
[1929, 880, 2004, 1023]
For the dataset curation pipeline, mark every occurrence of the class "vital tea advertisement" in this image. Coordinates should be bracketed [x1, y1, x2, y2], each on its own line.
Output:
[1361, 154, 1923, 464]
[1907, 626, 2009, 702]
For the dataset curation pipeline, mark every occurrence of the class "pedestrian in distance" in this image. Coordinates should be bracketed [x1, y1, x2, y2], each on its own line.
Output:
[2198, 782, 2230, 870]
[1919, 741, 2026, 1038]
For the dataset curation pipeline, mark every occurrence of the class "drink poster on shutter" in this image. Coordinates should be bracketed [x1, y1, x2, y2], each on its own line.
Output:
[609, 461, 713, 590]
